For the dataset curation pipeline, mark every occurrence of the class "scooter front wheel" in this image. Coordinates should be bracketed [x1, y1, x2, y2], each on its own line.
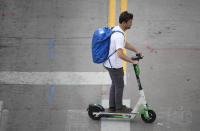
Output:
[141, 110, 156, 123]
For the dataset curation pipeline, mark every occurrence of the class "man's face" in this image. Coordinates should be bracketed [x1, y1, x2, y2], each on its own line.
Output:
[125, 19, 133, 30]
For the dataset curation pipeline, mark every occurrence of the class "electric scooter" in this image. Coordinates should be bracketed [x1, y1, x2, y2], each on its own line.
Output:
[87, 54, 156, 123]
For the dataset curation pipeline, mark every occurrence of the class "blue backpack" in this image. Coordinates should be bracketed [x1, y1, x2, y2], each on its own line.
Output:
[92, 27, 124, 66]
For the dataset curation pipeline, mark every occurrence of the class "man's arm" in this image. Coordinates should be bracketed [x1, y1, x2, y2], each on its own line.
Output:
[125, 42, 142, 55]
[117, 48, 138, 65]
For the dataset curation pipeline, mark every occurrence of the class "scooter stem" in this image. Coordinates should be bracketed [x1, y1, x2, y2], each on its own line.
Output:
[133, 64, 143, 90]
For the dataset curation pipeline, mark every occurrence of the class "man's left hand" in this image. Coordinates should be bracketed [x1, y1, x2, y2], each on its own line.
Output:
[136, 50, 142, 56]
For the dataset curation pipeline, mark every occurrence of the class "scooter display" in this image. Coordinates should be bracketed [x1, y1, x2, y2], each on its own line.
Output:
[87, 54, 156, 123]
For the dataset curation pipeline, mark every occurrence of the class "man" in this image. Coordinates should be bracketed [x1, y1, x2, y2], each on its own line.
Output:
[104, 11, 142, 113]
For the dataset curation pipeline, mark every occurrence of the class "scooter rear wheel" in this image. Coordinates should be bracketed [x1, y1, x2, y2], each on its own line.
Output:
[88, 107, 102, 120]
[141, 110, 156, 123]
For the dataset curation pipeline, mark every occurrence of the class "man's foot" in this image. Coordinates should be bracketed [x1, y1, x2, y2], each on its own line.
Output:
[108, 107, 116, 112]
[115, 105, 132, 113]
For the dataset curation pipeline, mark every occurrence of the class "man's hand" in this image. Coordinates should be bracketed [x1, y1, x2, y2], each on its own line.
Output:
[117, 48, 139, 65]
[131, 60, 139, 65]
[125, 42, 142, 56]
[136, 50, 142, 56]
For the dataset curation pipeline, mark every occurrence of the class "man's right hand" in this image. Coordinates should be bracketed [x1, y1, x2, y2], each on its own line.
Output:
[117, 49, 139, 65]
[131, 60, 138, 65]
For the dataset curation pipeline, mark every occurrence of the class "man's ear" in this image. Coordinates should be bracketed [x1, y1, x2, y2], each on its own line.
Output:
[122, 21, 126, 25]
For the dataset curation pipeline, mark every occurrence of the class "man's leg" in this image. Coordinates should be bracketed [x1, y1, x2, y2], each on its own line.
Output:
[107, 69, 116, 109]
[109, 81, 115, 109]
[107, 68, 124, 109]
[106, 67, 132, 113]
[113, 68, 124, 110]
[112, 68, 132, 113]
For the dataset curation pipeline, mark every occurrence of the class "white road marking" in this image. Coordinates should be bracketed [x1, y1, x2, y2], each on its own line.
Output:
[0, 109, 9, 131]
[0, 101, 3, 122]
[101, 99, 130, 131]
[0, 101, 3, 112]
[0, 72, 127, 85]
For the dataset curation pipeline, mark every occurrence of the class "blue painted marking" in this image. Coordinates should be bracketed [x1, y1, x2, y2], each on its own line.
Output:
[48, 86, 55, 104]
[50, 40, 55, 60]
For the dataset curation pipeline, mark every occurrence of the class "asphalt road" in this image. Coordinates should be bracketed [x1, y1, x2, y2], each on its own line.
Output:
[0, 0, 200, 131]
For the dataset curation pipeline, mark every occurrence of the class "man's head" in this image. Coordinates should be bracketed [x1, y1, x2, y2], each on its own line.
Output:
[119, 11, 133, 30]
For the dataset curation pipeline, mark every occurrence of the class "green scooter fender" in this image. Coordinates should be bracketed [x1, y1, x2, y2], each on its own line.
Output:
[140, 106, 153, 119]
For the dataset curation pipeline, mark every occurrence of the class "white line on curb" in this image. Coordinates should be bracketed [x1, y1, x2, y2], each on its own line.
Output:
[0, 72, 127, 85]
[0, 109, 9, 131]
[0, 72, 110, 85]
[101, 99, 130, 131]
[0, 101, 3, 112]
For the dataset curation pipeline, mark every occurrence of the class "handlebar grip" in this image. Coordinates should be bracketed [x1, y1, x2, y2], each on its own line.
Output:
[131, 55, 143, 61]
[136, 54, 140, 57]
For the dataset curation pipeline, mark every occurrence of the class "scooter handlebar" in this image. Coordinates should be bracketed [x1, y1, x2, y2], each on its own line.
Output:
[131, 54, 144, 61]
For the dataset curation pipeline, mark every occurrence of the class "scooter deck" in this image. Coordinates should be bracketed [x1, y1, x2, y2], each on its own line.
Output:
[94, 109, 138, 119]
[104, 108, 133, 113]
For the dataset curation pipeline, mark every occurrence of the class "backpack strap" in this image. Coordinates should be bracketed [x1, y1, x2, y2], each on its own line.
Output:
[107, 50, 117, 68]
[106, 30, 125, 68]
[113, 31, 125, 38]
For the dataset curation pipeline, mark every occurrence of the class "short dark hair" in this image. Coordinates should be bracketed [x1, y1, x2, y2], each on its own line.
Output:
[119, 11, 133, 24]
